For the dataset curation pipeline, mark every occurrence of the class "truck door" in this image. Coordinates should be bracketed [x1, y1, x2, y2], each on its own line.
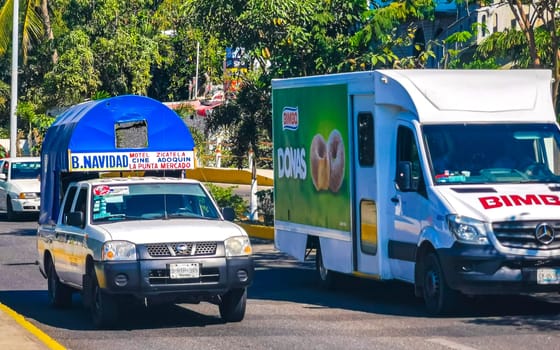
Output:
[52, 185, 78, 283]
[389, 122, 430, 282]
[65, 186, 89, 285]
[352, 95, 380, 276]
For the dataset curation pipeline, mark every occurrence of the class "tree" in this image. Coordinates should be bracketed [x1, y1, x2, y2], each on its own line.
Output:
[195, 0, 435, 166]
[0, 0, 45, 63]
[42, 29, 99, 106]
[206, 72, 272, 169]
[16, 100, 53, 155]
[475, 0, 559, 112]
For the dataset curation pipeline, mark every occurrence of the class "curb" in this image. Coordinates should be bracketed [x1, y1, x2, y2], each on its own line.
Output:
[0, 303, 66, 350]
[237, 222, 274, 241]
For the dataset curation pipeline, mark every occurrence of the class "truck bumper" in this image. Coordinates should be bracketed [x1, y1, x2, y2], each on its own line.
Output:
[437, 244, 560, 295]
[11, 198, 40, 212]
[93, 256, 254, 303]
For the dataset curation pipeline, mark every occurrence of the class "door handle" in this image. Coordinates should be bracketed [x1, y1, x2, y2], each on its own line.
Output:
[390, 196, 399, 204]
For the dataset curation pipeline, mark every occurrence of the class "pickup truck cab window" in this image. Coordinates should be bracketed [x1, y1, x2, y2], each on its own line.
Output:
[61, 186, 78, 224]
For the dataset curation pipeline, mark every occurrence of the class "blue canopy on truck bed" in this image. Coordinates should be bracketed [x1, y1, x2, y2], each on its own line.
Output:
[39, 95, 195, 225]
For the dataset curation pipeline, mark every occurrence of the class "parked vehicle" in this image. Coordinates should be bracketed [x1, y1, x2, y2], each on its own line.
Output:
[272, 69, 560, 314]
[36, 95, 254, 328]
[0, 157, 40, 220]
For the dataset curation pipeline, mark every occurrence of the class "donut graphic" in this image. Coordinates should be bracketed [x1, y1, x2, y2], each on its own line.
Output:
[310, 129, 345, 193]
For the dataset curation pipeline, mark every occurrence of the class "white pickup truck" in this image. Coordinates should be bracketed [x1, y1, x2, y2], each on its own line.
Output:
[36, 95, 254, 328]
[37, 176, 253, 328]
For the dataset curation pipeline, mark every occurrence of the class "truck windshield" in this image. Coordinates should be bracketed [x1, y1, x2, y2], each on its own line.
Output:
[11, 161, 41, 180]
[423, 123, 560, 185]
[91, 183, 221, 223]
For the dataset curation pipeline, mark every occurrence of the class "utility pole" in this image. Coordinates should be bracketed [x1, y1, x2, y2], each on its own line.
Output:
[10, 0, 19, 156]
[195, 41, 200, 99]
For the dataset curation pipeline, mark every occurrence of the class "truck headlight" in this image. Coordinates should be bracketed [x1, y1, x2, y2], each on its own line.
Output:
[19, 192, 38, 199]
[102, 241, 137, 261]
[225, 236, 252, 257]
[447, 215, 489, 245]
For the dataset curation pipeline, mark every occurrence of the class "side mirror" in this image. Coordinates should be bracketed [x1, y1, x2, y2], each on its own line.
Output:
[221, 207, 235, 222]
[65, 211, 84, 228]
[396, 161, 413, 192]
[0, 173, 6, 181]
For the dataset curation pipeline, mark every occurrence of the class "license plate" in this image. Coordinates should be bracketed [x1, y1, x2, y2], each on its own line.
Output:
[169, 263, 199, 279]
[537, 268, 560, 284]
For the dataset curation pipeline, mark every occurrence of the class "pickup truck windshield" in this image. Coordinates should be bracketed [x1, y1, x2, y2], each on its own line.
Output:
[91, 183, 221, 223]
[423, 123, 560, 185]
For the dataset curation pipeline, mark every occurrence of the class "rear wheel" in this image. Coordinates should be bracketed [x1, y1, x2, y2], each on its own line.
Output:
[47, 260, 72, 308]
[219, 288, 247, 322]
[422, 253, 459, 315]
[316, 246, 337, 289]
[90, 272, 118, 329]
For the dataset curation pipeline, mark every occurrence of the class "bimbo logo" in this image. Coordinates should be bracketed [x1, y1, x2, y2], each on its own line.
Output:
[282, 107, 299, 131]
[479, 194, 560, 209]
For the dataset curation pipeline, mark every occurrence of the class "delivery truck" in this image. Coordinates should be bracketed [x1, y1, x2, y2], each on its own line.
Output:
[272, 69, 560, 314]
[36, 95, 254, 328]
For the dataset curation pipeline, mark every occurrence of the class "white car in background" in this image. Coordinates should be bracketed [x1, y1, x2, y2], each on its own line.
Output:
[0, 157, 41, 220]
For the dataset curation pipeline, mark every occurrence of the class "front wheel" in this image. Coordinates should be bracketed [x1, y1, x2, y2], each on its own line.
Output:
[422, 253, 459, 315]
[219, 288, 247, 322]
[90, 274, 118, 329]
[6, 197, 16, 221]
[47, 261, 73, 308]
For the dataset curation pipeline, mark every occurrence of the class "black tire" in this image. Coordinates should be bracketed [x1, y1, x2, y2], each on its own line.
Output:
[6, 197, 16, 221]
[316, 247, 337, 289]
[47, 261, 73, 308]
[219, 288, 247, 322]
[90, 273, 118, 329]
[422, 253, 459, 315]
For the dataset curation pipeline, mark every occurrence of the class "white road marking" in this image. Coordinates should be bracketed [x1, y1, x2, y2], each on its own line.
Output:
[427, 337, 479, 350]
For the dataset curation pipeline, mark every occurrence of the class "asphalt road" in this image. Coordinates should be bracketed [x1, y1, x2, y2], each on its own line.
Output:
[1, 216, 560, 350]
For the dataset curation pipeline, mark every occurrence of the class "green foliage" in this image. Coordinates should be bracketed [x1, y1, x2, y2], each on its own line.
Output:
[91, 91, 111, 100]
[206, 73, 272, 169]
[93, 30, 160, 96]
[16, 101, 55, 155]
[0, 0, 45, 62]
[189, 127, 208, 167]
[256, 189, 273, 226]
[204, 183, 247, 219]
[43, 30, 100, 106]
[4, 0, 558, 159]
[452, 58, 500, 69]
[0, 79, 8, 108]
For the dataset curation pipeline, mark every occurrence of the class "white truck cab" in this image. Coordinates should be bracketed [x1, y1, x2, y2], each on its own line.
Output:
[36, 95, 254, 328]
[0, 157, 41, 219]
[272, 69, 560, 315]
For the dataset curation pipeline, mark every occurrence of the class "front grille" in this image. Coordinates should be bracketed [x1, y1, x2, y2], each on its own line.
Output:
[146, 242, 218, 257]
[148, 267, 220, 284]
[492, 221, 560, 250]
